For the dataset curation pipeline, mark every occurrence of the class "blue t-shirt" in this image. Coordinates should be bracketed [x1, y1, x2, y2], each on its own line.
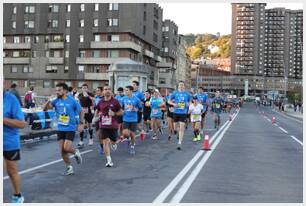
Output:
[133, 90, 144, 109]
[122, 96, 141, 122]
[196, 93, 208, 110]
[212, 97, 224, 113]
[3, 92, 25, 151]
[170, 91, 192, 114]
[94, 95, 103, 109]
[115, 94, 125, 107]
[51, 96, 82, 131]
[150, 97, 164, 118]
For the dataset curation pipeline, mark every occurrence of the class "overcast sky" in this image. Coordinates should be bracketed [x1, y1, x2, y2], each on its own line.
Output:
[160, 3, 303, 35]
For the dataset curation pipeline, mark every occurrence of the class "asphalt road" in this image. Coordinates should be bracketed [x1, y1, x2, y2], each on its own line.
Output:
[3, 103, 303, 203]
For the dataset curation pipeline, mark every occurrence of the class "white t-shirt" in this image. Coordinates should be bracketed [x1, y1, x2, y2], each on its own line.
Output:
[189, 103, 203, 122]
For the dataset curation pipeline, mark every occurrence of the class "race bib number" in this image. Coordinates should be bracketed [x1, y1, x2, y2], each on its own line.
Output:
[82, 108, 89, 114]
[145, 101, 150, 107]
[101, 116, 112, 126]
[178, 102, 185, 109]
[153, 109, 159, 115]
[125, 104, 133, 112]
[59, 114, 70, 126]
[216, 103, 220, 109]
[192, 114, 201, 121]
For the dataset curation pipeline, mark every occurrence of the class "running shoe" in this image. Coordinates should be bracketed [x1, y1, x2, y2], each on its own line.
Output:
[168, 135, 171, 141]
[177, 144, 182, 150]
[63, 165, 74, 176]
[11, 195, 24, 203]
[193, 137, 198, 142]
[110, 143, 118, 151]
[88, 138, 94, 145]
[129, 145, 136, 155]
[105, 161, 114, 167]
[74, 149, 82, 164]
[197, 134, 201, 141]
[152, 134, 158, 140]
[77, 141, 84, 148]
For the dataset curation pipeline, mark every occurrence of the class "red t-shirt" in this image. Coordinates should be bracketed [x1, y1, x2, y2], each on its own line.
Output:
[96, 97, 121, 129]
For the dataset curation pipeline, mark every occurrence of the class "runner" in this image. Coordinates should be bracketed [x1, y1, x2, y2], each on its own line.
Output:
[211, 91, 224, 130]
[4, 91, 26, 203]
[77, 84, 95, 147]
[165, 92, 175, 141]
[132, 81, 145, 136]
[115, 87, 125, 140]
[43, 83, 83, 175]
[149, 89, 165, 140]
[168, 81, 192, 150]
[122, 85, 142, 155]
[143, 90, 152, 133]
[189, 96, 204, 142]
[195, 87, 209, 133]
[95, 86, 122, 167]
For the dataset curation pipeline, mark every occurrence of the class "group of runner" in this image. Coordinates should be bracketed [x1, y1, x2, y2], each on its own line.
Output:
[3, 80, 231, 203]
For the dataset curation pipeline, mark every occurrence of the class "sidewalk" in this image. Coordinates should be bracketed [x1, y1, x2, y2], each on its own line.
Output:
[284, 111, 303, 120]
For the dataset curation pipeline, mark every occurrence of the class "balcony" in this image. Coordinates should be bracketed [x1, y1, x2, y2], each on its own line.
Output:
[84, 72, 109, 80]
[157, 62, 174, 68]
[76, 57, 130, 65]
[4, 43, 31, 50]
[49, 57, 64, 64]
[48, 42, 64, 49]
[90, 41, 142, 53]
[144, 49, 154, 58]
[4, 57, 30, 64]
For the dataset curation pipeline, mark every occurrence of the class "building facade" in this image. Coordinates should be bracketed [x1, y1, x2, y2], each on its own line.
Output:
[3, 3, 164, 94]
[175, 35, 190, 88]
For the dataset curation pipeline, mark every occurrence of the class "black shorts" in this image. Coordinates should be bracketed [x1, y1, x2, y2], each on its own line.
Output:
[85, 113, 93, 124]
[117, 115, 123, 124]
[167, 111, 174, 119]
[3, 150, 20, 161]
[99, 128, 118, 142]
[173, 114, 188, 123]
[57, 131, 75, 141]
[137, 111, 143, 123]
[123, 122, 138, 133]
[95, 122, 99, 131]
[143, 113, 151, 121]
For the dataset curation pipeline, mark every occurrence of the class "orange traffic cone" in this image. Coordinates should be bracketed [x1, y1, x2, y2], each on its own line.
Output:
[272, 116, 276, 124]
[229, 114, 232, 121]
[140, 131, 145, 141]
[202, 132, 211, 150]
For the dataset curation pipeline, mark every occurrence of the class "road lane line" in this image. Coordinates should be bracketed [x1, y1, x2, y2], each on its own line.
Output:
[3, 149, 93, 180]
[170, 109, 240, 203]
[278, 127, 288, 134]
[290, 135, 303, 146]
[153, 110, 239, 203]
[274, 124, 278, 126]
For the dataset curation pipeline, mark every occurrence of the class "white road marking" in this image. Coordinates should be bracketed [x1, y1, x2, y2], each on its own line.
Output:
[290, 135, 303, 146]
[170, 109, 240, 203]
[3, 149, 93, 180]
[153, 111, 239, 203]
[274, 124, 278, 126]
[278, 127, 288, 134]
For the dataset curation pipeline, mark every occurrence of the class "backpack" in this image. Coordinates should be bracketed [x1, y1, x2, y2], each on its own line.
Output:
[24, 93, 32, 104]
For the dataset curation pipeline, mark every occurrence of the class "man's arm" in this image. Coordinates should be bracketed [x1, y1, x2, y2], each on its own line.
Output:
[43, 99, 53, 111]
[3, 118, 26, 129]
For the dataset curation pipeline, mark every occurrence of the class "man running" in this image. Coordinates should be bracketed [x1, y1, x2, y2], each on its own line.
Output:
[211, 91, 224, 130]
[149, 89, 165, 140]
[4, 91, 26, 203]
[143, 90, 152, 133]
[95, 86, 122, 167]
[168, 81, 192, 150]
[189, 96, 204, 142]
[122, 86, 142, 155]
[115, 87, 125, 139]
[132, 81, 145, 136]
[43, 83, 83, 175]
[165, 92, 175, 141]
[195, 87, 209, 133]
[78, 84, 95, 147]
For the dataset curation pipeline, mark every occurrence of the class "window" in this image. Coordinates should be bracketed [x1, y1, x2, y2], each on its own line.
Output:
[78, 65, 85, 72]
[66, 4, 71, 12]
[159, 78, 166, 84]
[93, 19, 98, 27]
[144, 11, 147, 21]
[13, 6, 17, 14]
[143, 25, 146, 35]
[94, 35, 100, 42]
[12, 21, 16, 29]
[49, 4, 59, 13]
[64, 66, 69, 73]
[49, 20, 58, 28]
[34, 36, 39, 43]
[66, 20, 70, 28]
[24, 36, 31, 43]
[153, 21, 158, 30]
[25, 6, 35, 13]
[164, 47, 168, 52]
[153, 33, 158, 42]
[79, 51, 85, 57]
[108, 50, 119, 58]
[94, 3, 99, 11]
[111, 35, 119, 42]
[109, 3, 119, 11]
[13, 51, 19, 57]
[25, 21, 35, 28]
[108, 19, 118, 26]
[32, 51, 37, 58]
[11, 66, 17, 73]
[23, 65, 30, 73]
[79, 35, 84, 43]
[65, 35, 70, 43]
[3, 37, 6, 44]
[65, 51, 69, 58]
[45, 51, 49, 57]
[46, 65, 58, 73]
[80, 19, 84, 27]
[93, 50, 99, 58]
[80, 4, 85, 11]
[43, 81, 51, 88]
